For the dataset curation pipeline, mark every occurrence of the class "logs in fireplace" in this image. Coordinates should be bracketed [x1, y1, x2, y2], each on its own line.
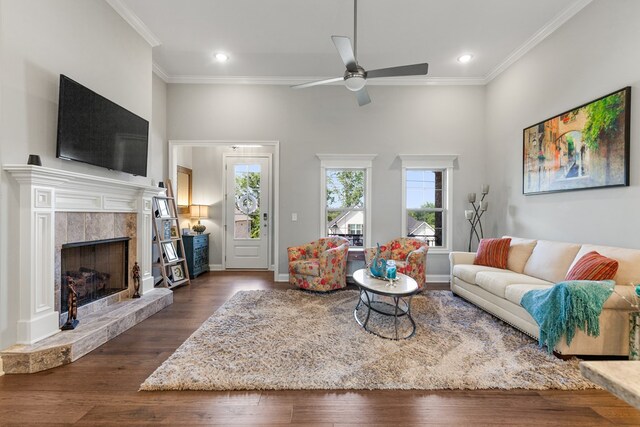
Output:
[61, 237, 129, 313]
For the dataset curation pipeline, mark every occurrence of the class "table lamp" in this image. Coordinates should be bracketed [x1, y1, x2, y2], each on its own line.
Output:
[190, 204, 208, 234]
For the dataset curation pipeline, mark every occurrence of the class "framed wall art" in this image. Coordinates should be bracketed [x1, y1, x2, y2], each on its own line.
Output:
[523, 87, 631, 195]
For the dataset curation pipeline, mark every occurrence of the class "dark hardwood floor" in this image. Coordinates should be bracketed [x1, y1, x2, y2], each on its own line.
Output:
[1, 271, 638, 426]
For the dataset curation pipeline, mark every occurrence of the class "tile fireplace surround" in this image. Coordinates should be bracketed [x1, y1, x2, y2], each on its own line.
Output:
[1, 165, 171, 373]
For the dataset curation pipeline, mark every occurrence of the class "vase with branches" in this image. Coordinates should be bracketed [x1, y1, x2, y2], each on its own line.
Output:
[465, 185, 489, 252]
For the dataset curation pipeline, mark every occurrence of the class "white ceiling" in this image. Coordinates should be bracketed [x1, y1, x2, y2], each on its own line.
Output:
[113, 0, 592, 84]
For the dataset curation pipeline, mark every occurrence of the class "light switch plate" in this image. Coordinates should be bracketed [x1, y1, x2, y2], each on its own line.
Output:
[291, 213, 298, 221]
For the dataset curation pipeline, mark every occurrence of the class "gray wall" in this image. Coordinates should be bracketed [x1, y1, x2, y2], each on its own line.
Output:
[150, 74, 168, 183]
[485, 0, 640, 248]
[0, 0, 153, 349]
[167, 84, 488, 277]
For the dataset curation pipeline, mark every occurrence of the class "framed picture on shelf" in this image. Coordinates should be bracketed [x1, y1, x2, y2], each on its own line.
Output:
[156, 199, 171, 218]
[163, 220, 171, 240]
[162, 242, 178, 262]
[523, 87, 631, 195]
[170, 225, 179, 238]
[170, 265, 185, 281]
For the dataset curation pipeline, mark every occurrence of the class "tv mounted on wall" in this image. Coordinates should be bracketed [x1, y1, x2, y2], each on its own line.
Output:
[56, 75, 149, 176]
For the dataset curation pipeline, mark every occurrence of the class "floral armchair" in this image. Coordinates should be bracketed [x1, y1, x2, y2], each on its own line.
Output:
[364, 238, 429, 289]
[288, 237, 350, 292]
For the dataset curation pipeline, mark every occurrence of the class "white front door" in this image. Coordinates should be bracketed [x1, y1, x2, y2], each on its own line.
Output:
[225, 156, 270, 269]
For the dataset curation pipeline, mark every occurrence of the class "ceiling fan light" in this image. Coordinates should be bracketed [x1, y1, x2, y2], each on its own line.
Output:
[345, 76, 366, 92]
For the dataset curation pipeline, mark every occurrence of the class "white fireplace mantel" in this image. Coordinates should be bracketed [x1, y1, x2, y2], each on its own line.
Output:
[3, 165, 162, 344]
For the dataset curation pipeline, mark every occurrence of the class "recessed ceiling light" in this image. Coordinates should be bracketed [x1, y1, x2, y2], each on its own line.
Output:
[457, 54, 473, 64]
[214, 53, 229, 62]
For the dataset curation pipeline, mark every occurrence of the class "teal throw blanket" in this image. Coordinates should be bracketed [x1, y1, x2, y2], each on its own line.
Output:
[521, 280, 615, 353]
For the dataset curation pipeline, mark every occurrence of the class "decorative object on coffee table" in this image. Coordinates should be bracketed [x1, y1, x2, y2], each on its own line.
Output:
[132, 261, 141, 298]
[368, 243, 387, 278]
[62, 278, 79, 330]
[364, 238, 429, 289]
[465, 185, 489, 251]
[352, 269, 419, 340]
[190, 204, 208, 234]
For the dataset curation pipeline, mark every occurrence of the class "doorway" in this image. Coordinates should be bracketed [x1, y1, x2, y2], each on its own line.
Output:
[224, 154, 271, 269]
[167, 140, 280, 279]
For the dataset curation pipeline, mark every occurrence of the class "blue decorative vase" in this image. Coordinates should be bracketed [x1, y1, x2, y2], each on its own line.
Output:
[386, 260, 397, 280]
[369, 243, 387, 278]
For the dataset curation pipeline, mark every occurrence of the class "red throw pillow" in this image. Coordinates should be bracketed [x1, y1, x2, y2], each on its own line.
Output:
[474, 238, 511, 269]
[565, 251, 619, 281]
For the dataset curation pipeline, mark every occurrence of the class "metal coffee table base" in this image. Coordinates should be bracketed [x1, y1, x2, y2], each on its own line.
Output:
[354, 290, 416, 340]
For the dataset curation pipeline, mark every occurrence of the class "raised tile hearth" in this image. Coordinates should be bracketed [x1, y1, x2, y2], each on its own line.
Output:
[0, 288, 172, 374]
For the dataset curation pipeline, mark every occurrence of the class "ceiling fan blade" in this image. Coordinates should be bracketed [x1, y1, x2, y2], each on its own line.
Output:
[291, 77, 344, 89]
[355, 87, 371, 106]
[331, 36, 358, 72]
[367, 63, 429, 79]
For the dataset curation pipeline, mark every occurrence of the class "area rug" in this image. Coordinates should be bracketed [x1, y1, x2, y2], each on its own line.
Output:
[140, 289, 596, 391]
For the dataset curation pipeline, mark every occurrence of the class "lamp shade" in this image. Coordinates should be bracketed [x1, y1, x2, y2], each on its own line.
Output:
[190, 204, 208, 219]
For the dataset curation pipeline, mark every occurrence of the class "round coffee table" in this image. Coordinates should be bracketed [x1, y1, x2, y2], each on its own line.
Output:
[352, 269, 419, 340]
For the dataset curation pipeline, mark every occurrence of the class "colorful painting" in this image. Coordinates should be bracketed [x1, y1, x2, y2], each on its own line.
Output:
[523, 87, 631, 195]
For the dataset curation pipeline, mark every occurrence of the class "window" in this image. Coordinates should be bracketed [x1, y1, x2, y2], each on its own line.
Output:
[400, 155, 457, 252]
[405, 170, 444, 247]
[318, 154, 375, 248]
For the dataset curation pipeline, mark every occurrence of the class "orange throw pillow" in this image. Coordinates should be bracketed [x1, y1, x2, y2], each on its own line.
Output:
[565, 251, 619, 281]
[474, 238, 511, 269]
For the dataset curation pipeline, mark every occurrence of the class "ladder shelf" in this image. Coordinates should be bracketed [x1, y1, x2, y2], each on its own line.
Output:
[151, 179, 191, 289]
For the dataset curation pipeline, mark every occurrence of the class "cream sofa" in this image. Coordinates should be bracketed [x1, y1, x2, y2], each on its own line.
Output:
[449, 237, 640, 356]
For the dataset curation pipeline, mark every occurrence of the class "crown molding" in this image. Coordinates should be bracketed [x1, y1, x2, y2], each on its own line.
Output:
[152, 62, 169, 83]
[484, 0, 593, 83]
[105, 0, 161, 47]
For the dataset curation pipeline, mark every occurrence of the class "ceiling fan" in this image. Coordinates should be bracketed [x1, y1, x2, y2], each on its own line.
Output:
[292, 0, 429, 106]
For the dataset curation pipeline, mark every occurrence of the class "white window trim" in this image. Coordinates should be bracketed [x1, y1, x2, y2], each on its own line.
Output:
[399, 154, 457, 254]
[317, 154, 376, 247]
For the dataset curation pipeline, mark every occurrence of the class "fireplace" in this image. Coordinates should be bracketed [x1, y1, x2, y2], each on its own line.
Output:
[61, 237, 129, 313]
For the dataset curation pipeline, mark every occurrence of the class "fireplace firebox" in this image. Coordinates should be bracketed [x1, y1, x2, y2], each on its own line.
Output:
[61, 237, 130, 313]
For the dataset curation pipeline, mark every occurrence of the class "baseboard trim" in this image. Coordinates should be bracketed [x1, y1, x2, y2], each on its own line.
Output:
[427, 274, 450, 283]
[209, 264, 224, 271]
[276, 274, 289, 282]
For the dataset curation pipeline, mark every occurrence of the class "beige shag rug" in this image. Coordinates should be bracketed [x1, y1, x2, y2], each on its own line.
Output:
[140, 289, 596, 391]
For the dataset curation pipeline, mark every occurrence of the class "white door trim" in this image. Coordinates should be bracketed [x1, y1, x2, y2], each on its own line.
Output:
[168, 140, 280, 281]
[222, 153, 272, 270]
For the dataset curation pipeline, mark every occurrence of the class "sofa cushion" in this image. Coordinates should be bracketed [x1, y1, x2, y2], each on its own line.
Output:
[523, 240, 581, 283]
[505, 284, 554, 305]
[566, 251, 619, 281]
[474, 238, 511, 269]
[476, 271, 553, 298]
[503, 236, 537, 274]
[452, 264, 507, 284]
[568, 244, 640, 286]
[289, 259, 320, 276]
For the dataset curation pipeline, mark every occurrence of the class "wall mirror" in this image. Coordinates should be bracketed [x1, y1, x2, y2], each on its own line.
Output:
[176, 165, 192, 214]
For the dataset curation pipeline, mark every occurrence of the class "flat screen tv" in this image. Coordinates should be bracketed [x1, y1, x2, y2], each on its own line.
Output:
[56, 75, 149, 176]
